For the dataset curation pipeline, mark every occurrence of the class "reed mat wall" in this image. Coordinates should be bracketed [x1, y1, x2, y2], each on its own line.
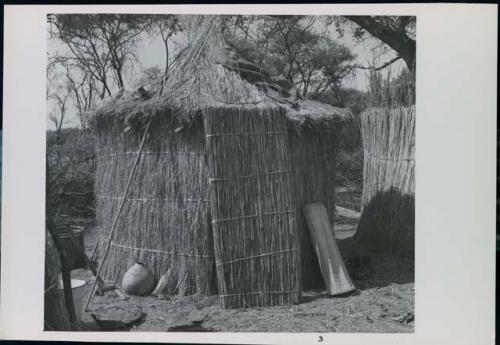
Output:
[355, 105, 415, 257]
[94, 113, 216, 296]
[204, 106, 301, 308]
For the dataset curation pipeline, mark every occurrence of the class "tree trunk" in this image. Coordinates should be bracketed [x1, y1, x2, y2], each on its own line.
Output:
[163, 38, 170, 75]
[344, 16, 416, 71]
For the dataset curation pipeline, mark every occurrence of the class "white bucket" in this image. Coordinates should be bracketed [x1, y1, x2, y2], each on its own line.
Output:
[59, 279, 86, 322]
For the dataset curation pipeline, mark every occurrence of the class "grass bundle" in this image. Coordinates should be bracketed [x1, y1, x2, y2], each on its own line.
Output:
[204, 106, 301, 309]
[44, 228, 71, 331]
[355, 105, 415, 256]
[94, 112, 216, 296]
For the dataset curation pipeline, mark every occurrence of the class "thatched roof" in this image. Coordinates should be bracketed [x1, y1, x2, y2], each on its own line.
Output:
[91, 16, 351, 127]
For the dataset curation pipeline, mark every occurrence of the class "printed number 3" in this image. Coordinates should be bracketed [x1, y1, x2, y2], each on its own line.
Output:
[318, 335, 324, 342]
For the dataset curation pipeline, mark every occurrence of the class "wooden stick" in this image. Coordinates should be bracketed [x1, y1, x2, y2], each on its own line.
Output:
[84, 119, 152, 312]
[90, 240, 100, 262]
[61, 268, 76, 323]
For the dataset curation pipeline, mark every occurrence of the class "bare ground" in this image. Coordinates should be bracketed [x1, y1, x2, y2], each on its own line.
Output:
[81, 256, 414, 333]
[66, 202, 414, 333]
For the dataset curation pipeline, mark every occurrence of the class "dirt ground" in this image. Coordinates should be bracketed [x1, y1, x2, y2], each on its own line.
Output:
[65, 214, 413, 332]
[79, 255, 414, 333]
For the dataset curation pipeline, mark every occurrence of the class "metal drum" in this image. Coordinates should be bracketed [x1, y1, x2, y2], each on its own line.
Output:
[54, 226, 87, 271]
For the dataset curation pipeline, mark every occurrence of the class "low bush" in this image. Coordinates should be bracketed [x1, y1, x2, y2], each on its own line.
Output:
[46, 128, 96, 221]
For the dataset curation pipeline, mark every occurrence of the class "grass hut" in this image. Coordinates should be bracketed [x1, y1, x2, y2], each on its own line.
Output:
[92, 16, 349, 307]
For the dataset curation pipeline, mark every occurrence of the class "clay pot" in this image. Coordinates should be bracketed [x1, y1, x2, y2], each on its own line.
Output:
[121, 262, 155, 295]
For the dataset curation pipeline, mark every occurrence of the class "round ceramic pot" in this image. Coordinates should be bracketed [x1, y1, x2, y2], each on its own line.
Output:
[121, 262, 155, 295]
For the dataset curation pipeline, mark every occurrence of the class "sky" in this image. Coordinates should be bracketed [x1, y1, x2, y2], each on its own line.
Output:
[47, 15, 406, 129]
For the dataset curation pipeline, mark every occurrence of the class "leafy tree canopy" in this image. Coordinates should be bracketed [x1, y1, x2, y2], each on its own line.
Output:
[221, 15, 356, 100]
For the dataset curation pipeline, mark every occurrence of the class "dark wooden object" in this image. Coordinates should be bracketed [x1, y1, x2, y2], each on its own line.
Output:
[53, 227, 110, 323]
[53, 229, 85, 323]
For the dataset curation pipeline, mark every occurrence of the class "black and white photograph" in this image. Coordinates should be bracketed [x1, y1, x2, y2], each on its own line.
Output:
[43, 13, 416, 333]
[0, 2, 497, 344]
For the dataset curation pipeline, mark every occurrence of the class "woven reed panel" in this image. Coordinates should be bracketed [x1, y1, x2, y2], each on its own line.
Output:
[94, 114, 216, 296]
[204, 106, 301, 308]
[356, 106, 415, 256]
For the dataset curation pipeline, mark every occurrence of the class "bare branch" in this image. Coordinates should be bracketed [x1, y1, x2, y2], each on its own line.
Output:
[354, 56, 403, 71]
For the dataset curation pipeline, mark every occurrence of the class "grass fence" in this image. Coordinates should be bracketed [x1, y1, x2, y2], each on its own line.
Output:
[355, 68, 415, 257]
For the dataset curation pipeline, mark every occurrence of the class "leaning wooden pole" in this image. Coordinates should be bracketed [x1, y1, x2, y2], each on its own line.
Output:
[84, 118, 152, 312]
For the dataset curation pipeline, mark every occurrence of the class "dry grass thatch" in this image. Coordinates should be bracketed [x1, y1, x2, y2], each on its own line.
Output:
[44, 229, 71, 330]
[94, 113, 216, 295]
[204, 106, 300, 308]
[355, 106, 415, 256]
[89, 16, 350, 128]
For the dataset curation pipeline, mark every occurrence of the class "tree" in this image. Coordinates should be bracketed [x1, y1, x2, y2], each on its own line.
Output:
[47, 63, 72, 136]
[222, 15, 356, 100]
[147, 15, 184, 76]
[61, 60, 98, 128]
[47, 54, 96, 129]
[48, 87, 71, 136]
[48, 14, 150, 98]
[62, 64, 96, 114]
[331, 16, 416, 71]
